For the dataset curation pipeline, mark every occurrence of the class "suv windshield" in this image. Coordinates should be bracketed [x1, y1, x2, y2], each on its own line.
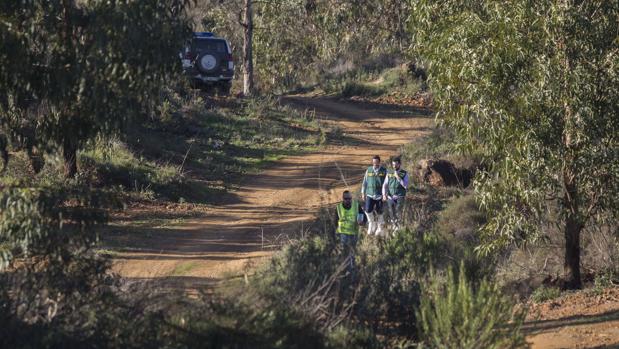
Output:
[193, 39, 227, 53]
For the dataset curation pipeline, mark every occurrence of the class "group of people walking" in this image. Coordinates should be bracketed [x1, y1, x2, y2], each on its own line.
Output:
[334, 155, 409, 269]
[360, 155, 408, 236]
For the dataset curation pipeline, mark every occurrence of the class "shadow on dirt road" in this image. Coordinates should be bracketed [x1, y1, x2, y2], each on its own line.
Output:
[106, 95, 433, 291]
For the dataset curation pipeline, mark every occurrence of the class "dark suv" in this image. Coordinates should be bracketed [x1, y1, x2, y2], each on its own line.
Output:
[181, 32, 234, 95]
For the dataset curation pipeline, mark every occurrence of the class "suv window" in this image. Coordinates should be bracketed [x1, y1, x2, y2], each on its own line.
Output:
[192, 39, 227, 53]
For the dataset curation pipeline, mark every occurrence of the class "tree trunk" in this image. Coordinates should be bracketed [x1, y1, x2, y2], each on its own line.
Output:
[61, 0, 77, 179]
[559, 32, 583, 289]
[563, 166, 583, 289]
[27, 147, 45, 174]
[63, 139, 78, 179]
[0, 134, 8, 172]
[564, 214, 582, 289]
[242, 0, 254, 96]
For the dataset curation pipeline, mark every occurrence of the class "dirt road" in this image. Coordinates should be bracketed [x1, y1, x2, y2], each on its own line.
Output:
[109, 96, 432, 289]
[525, 287, 619, 349]
[107, 96, 619, 348]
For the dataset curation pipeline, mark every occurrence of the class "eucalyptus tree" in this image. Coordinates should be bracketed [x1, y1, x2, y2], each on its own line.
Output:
[0, 0, 192, 178]
[196, 0, 414, 92]
[411, 1, 619, 288]
[242, 0, 254, 95]
[252, 0, 414, 89]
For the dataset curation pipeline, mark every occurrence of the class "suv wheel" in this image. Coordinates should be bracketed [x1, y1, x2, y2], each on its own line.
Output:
[197, 53, 218, 73]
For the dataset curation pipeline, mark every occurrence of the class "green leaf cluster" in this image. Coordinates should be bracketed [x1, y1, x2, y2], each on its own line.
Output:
[0, 186, 114, 270]
[418, 264, 526, 349]
[197, 0, 414, 91]
[410, 1, 619, 255]
[0, 0, 192, 175]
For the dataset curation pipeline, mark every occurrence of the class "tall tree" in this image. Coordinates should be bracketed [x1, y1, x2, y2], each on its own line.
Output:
[0, 0, 192, 178]
[411, 1, 619, 288]
[197, 0, 414, 92]
[241, 0, 254, 96]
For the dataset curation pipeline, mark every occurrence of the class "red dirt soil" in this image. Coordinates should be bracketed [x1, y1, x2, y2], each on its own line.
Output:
[525, 286, 619, 348]
[108, 96, 433, 289]
[106, 96, 619, 348]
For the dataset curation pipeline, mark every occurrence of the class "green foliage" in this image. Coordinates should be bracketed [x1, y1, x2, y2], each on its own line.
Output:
[341, 82, 385, 98]
[0, 0, 192, 176]
[530, 286, 561, 303]
[1, 91, 323, 203]
[263, 236, 337, 294]
[322, 65, 423, 99]
[591, 272, 615, 295]
[0, 186, 113, 269]
[258, 225, 447, 339]
[355, 229, 439, 333]
[0, 185, 130, 348]
[411, 1, 619, 286]
[197, 0, 413, 91]
[435, 194, 486, 239]
[418, 264, 526, 349]
[0, 186, 368, 349]
[170, 298, 324, 348]
[81, 138, 185, 200]
[433, 193, 492, 280]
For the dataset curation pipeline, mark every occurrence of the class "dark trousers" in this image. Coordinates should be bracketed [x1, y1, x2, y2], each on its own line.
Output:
[364, 197, 383, 214]
[339, 233, 358, 271]
[387, 196, 405, 225]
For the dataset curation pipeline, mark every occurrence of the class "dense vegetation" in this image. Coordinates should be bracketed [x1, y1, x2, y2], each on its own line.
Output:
[1, 0, 617, 348]
[193, 0, 414, 92]
[410, 0, 619, 288]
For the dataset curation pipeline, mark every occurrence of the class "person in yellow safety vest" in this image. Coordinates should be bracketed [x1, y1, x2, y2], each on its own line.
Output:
[335, 190, 365, 271]
[382, 156, 409, 235]
[361, 155, 387, 236]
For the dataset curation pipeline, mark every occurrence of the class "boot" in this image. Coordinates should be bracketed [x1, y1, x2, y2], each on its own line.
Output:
[375, 213, 386, 237]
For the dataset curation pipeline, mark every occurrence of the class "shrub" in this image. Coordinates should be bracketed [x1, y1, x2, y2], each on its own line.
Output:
[171, 297, 365, 349]
[354, 229, 440, 335]
[435, 194, 486, 239]
[81, 137, 185, 199]
[433, 193, 494, 280]
[0, 186, 373, 348]
[530, 285, 561, 303]
[0, 186, 131, 348]
[259, 225, 445, 339]
[591, 272, 615, 295]
[418, 264, 526, 349]
[378, 66, 422, 96]
[262, 236, 339, 294]
[341, 81, 384, 97]
[241, 235, 380, 348]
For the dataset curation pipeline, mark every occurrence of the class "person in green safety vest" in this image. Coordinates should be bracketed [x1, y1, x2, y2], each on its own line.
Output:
[361, 155, 387, 236]
[335, 190, 365, 271]
[382, 156, 409, 234]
